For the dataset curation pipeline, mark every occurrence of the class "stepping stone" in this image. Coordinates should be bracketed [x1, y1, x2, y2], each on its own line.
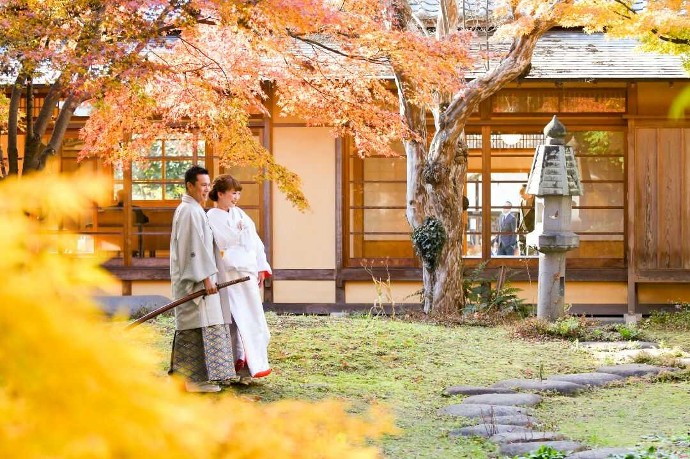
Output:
[462, 393, 542, 407]
[491, 430, 565, 444]
[499, 440, 585, 457]
[449, 424, 533, 438]
[566, 447, 636, 459]
[579, 341, 658, 350]
[492, 378, 585, 395]
[548, 372, 624, 387]
[489, 415, 539, 427]
[595, 363, 675, 378]
[438, 404, 532, 418]
[444, 385, 516, 396]
[679, 358, 690, 367]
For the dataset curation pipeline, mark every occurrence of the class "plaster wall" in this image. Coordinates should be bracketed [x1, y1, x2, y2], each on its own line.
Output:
[272, 127, 336, 269]
[638, 284, 690, 304]
[132, 281, 172, 297]
[345, 281, 423, 304]
[272, 280, 336, 303]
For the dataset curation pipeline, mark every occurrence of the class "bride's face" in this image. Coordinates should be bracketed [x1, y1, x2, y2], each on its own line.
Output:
[218, 189, 241, 208]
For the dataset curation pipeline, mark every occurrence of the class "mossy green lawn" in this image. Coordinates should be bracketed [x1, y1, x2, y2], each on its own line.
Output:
[145, 314, 690, 458]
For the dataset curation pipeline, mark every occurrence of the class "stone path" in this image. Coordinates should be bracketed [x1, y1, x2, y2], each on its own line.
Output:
[438, 355, 686, 458]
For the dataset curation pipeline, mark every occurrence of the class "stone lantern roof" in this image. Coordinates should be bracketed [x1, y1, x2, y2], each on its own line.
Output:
[525, 116, 583, 197]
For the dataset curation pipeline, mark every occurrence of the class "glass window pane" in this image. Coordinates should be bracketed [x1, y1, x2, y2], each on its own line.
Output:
[164, 183, 185, 200]
[363, 183, 405, 207]
[568, 236, 624, 258]
[466, 134, 482, 151]
[493, 89, 626, 114]
[491, 173, 529, 209]
[362, 209, 408, 235]
[113, 162, 124, 180]
[148, 140, 163, 157]
[577, 157, 624, 181]
[113, 183, 124, 201]
[132, 183, 162, 200]
[571, 209, 624, 233]
[133, 161, 162, 180]
[363, 157, 406, 181]
[561, 89, 626, 113]
[568, 131, 625, 156]
[165, 139, 194, 157]
[165, 160, 193, 180]
[493, 91, 559, 113]
[579, 183, 624, 207]
[466, 174, 482, 221]
[465, 232, 482, 258]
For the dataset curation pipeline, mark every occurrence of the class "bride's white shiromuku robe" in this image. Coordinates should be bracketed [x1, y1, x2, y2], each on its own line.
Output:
[168, 194, 235, 383]
[207, 206, 272, 378]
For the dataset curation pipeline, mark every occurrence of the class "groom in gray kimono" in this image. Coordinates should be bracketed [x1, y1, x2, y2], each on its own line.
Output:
[168, 165, 235, 392]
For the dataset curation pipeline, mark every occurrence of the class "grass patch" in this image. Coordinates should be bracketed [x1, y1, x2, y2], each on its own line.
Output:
[143, 314, 690, 458]
[534, 381, 690, 449]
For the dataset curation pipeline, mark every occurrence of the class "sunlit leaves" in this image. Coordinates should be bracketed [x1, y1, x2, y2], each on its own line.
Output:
[0, 173, 394, 457]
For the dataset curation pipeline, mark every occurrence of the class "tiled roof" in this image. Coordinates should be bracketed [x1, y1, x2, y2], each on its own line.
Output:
[483, 30, 689, 80]
[410, 0, 648, 23]
[292, 30, 690, 81]
[409, 0, 496, 24]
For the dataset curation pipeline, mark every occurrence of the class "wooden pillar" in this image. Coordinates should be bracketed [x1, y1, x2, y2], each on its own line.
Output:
[335, 138, 345, 304]
[123, 165, 133, 268]
[481, 125, 492, 261]
[262, 89, 274, 303]
[626, 115, 638, 319]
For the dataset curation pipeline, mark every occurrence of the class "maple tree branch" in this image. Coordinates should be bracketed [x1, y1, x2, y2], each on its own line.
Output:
[289, 33, 388, 65]
[32, 78, 63, 143]
[176, 36, 232, 86]
[612, 0, 634, 19]
[652, 30, 690, 46]
[609, 2, 690, 46]
[37, 94, 79, 170]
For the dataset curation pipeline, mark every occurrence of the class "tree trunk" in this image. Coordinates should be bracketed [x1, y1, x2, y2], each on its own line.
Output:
[7, 74, 24, 176]
[34, 95, 79, 171]
[23, 80, 66, 174]
[421, 135, 468, 316]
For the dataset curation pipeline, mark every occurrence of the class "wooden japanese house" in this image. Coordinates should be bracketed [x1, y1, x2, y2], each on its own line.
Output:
[4, 27, 690, 318]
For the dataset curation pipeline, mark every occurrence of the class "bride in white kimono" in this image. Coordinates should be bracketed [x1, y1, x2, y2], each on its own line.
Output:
[207, 174, 272, 379]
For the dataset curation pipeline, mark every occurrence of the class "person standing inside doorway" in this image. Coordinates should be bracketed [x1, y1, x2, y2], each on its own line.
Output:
[494, 201, 518, 256]
[168, 165, 235, 392]
[518, 184, 535, 255]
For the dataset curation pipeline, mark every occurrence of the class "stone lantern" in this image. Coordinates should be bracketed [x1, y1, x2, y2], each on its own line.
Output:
[525, 116, 583, 320]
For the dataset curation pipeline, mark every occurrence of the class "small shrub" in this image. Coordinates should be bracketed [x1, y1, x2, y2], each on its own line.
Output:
[652, 367, 690, 383]
[462, 262, 532, 323]
[643, 303, 690, 331]
[613, 323, 644, 341]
